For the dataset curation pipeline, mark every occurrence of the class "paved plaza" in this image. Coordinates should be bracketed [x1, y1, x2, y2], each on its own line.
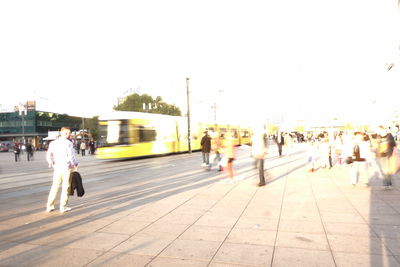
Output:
[0, 144, 399, 266]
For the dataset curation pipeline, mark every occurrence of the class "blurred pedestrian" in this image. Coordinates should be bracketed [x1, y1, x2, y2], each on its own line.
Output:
[80, 141, 86, 156]
[321, 134, 332, 169]
[89, 139, 96, 155]
[13, 142, 20, 162]
[210, 132, 223, 171]
[375, 126, 396, 189]
[200, 131, 211, 167]
[26, 142, 34, 161]
[350, 132, 372, 186]
[307, 140, 318, 172]
[46, 127, 78, 213]
[251, 132, 267, 186]
[224, 132, 235, 180]
[275, 131, 284, 157]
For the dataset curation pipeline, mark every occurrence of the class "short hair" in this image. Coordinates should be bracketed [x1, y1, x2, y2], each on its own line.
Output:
[60, 127, 71, 132]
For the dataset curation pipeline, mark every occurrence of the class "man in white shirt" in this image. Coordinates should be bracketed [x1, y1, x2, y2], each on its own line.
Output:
[46, 127, 78, 213]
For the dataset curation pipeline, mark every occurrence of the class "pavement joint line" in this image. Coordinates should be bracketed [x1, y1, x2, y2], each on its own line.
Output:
[143, 179, 247, 267]
[306, 165, 338, 267]
[325, 165, 400, 265]
[269, 152, 294, 267]
[205, 182, 260, 267]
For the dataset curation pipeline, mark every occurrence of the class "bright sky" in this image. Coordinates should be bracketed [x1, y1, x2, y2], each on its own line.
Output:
[1, 0, 399, 126]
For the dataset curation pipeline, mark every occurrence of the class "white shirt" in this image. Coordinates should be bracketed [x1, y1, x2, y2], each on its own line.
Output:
[46, 138, 78, 170]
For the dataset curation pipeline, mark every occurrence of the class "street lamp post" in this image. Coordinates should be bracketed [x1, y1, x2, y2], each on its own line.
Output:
[18, 103, 26, 144]
[186, 78, 192, 153]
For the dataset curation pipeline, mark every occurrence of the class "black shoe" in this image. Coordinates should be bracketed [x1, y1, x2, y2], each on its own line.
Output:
[258, 183, 266, 187]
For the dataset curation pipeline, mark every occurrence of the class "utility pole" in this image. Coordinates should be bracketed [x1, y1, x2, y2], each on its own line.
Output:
[19, 103, 26, 144]
[186, 77, 192, 153]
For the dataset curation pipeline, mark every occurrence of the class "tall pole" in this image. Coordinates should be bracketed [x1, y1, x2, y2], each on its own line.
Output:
[21, 111, 25, 144]
[186, 77, 192, 153]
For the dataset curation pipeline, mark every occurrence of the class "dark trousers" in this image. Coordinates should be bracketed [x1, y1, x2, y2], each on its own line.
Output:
[256, 158, 266, 185]
[277, 144, 283, 156]
[81, 149, 85, 156]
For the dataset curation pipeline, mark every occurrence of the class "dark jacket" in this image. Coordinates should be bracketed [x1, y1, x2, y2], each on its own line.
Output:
[201, 135, 211, 153]
[69, 171, 85, 197]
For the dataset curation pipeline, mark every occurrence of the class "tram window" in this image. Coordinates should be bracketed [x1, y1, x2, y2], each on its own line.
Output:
[120, 124, 129, 144]
[138, 126, 157, 142]
[107, 121, 120, 144]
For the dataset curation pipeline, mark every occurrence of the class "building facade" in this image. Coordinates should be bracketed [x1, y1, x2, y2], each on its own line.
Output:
[0, 111, 81, 148]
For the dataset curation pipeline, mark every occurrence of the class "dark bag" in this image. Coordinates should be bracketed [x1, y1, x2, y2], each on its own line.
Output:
[345, 157, 353, 164]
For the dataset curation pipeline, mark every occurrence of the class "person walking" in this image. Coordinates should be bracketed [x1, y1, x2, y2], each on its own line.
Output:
[252, 132, 267, 186]
[350, 132, 372, 186]
[26, 142, 34, 161]
[89, 139, 96, 155]
[210, 132, 223, 171]
[80, 141, 86, 156]
[200, 131, 211, 167]
[275, 131, 284, 157]
[375, 126, 396, 189]
[13, 142, 20, 162]
[224, 132, 235, 181]
[46, 127, 78, 213]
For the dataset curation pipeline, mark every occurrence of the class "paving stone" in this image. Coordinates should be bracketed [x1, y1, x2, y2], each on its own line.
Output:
[242, 208, 281, 219]
[0, 243, 102, 267]
[235, 216, 279, 231]
[368, 214, 400, 225]
[209, 262, 260, 267]
[371, 224, 400, 240]
[140, 221, 190, 235]
[64, 232, 130, 251]
[86, 252, 153, 267]
[98, 219, 150, 235]
[212, 242, 273, 266]
[159, 239, 221, 261]
[321, 212, 366, 224]
[278, 219, 325, 234]
[324, 222, 376, 237]
[179, 225, 231, 242]
[333, 251, 400, 267]
[158, 211, 203, 224]
[328, 234, 391, 255]
[383, 238, 400, 256]
[26, 230, 89, 247]
[111, 232, 176, 256]
[276, 231, 330, 251]
[226, 228, 276, 246]
[272, 247, 335, 267]
[279, 210, 321, 222]
[194, 214, 238, 228]
[148, 257, 209, 267]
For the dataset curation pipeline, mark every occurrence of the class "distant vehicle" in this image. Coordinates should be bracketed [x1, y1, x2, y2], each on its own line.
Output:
[0, 145, 9, 152]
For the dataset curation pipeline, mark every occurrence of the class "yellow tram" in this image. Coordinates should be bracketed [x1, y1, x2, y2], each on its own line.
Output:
[96, 111, 251, 159]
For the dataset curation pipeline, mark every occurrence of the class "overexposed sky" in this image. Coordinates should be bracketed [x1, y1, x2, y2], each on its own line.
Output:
[0, 0, 399, 125]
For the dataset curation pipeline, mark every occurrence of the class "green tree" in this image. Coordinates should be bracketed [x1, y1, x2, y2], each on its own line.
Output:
[114, 94, 181, 116]
[83, 116, 99, 140]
